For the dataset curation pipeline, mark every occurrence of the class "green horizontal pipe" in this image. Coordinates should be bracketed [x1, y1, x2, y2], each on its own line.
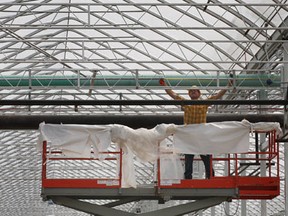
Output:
[0, 74, 280, 87]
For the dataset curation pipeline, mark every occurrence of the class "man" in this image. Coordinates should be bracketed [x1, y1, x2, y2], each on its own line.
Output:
[160, 78, 232, 179]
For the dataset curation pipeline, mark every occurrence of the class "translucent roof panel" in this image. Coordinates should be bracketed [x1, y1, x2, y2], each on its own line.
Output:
[0, 0, 287, 215]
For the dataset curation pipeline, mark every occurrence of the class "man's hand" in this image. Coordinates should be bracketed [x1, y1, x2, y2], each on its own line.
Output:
[159, 78, 166, 86]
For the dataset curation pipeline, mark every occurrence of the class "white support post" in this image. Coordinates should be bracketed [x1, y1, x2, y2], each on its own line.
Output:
[224, 156, 230, 215]
[240, 89, 247, 216]
[77, 70, 80, 88]
[283, 42, 288, 216]
[258, 89, 267, 216]
[241, 153, 246, 216]
[28, 70, 31, 112]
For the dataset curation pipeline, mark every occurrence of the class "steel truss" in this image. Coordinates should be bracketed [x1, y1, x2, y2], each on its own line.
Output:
[0, 1, 288, 216]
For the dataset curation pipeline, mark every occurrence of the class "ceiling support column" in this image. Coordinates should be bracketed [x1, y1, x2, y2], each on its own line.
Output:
[282, 41, 288, 216]
[258, 89, 268, 216]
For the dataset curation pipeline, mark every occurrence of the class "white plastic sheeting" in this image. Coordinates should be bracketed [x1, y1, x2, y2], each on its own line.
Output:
[38, 123, 111, 158]
[38, 120, 282, 188]
[173, 120, 281, 154]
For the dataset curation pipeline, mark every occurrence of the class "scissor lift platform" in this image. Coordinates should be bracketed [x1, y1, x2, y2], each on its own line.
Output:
[41, 129, 280, 215]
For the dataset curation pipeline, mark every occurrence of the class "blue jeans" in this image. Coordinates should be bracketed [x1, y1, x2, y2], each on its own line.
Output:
[184, 154, 214, 179]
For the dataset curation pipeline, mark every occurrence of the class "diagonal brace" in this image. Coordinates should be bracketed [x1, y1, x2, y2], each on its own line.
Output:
[139, 197, 229, 216]
[52, 196, 135, 216]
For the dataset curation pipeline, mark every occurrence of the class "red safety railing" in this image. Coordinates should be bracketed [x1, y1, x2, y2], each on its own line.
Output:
[157, 130, 280, 199]
[42, 141, 122, 188]
[42, 129, 280, 199]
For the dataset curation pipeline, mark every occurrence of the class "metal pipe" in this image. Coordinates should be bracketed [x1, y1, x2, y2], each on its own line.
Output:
[282, 41, 288, 216]
[0, 74, 280, 87]
[0, 114, 282, 130]
[0, 99, 287, 106]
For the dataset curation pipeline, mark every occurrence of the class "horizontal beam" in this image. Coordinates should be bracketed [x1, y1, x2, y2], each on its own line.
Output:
[43, 187, 237, 200]
[0, 39, 286, 43]
[0, 3, 286, 6]
[1, 59, 288, 63]
[0, 74, 279, 87]
[0, 68, 280, 72]
[0, 100, 286, 106]
[0, 114, 282, 130]
[1, 26, 287, 30]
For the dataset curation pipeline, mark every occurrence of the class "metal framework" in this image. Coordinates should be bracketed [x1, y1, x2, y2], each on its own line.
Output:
[0, 1, 288, 216]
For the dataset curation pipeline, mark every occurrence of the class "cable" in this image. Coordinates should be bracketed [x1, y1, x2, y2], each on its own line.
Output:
[222, 199, 240, 216]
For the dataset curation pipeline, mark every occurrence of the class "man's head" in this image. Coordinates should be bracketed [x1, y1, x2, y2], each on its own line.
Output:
[188, 85, 201, 99]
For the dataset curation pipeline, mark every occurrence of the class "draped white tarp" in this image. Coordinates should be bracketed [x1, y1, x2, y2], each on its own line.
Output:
[38, 122, 175, 187]
[38, 123, 111, 158]
[38, 120, 282, 188]
[174, 121, 250, 154]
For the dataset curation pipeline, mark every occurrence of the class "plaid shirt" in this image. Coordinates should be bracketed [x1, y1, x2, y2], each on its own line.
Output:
[175, 95, 217, 124]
